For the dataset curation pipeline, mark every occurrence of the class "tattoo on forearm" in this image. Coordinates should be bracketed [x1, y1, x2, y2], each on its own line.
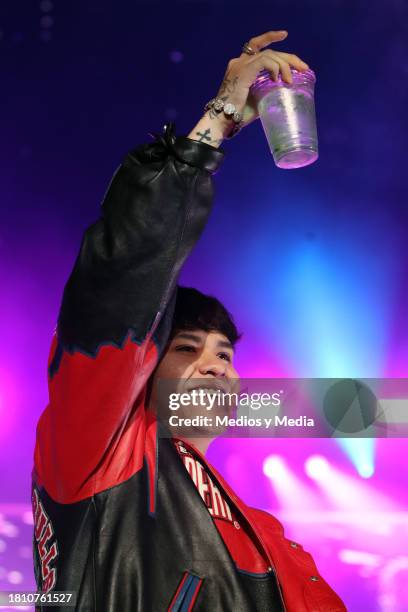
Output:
[195, 128, 222, 146]
[207, 70, 239, 120]
[217, 70, 239, 98]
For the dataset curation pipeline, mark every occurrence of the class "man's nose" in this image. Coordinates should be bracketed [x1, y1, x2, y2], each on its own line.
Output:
[197, 357, 227, 377]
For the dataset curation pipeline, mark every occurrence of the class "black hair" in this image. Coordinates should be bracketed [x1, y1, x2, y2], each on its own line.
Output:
[145, 286, 241, 407]
[169, 286, 242, 348]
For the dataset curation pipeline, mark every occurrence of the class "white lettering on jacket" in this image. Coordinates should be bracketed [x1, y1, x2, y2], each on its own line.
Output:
[32, 488, 58, 592]
[181, 453, 233, 521]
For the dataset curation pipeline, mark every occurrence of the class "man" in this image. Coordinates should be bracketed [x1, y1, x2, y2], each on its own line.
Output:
[32, 30, 347, 611]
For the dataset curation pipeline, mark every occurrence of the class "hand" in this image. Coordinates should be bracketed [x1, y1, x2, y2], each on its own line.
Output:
[211, 30, 310, 129]
[187, 30, 310, 148]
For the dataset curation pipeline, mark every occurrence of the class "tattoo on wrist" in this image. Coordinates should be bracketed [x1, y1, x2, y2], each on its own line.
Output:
[195, 128, 223, 146]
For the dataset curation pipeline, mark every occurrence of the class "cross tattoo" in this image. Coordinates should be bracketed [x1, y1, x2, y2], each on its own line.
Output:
[196, 128, 211, 142]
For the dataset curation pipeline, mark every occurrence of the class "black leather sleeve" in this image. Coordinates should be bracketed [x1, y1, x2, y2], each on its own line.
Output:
[57, 122, 225, 355]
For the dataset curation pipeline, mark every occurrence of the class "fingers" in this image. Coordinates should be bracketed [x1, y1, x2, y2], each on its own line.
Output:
[246, 49, 309, 84]
[265, 59, 280, 82]
[239, 30, 310, 84]
[245, 51, 292, 84]
[243, 30, 288, 54]
[274, 51, 309, 72]
[263, 50, 293, 83]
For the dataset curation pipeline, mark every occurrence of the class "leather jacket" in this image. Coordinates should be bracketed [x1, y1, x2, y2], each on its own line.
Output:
[32, 122, 346, 611]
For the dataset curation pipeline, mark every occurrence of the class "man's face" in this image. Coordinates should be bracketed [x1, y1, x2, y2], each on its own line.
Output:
[148, 329, 240, 437]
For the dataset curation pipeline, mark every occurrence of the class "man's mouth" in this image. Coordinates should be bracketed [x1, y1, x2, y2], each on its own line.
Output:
[186, 382, 229, 395]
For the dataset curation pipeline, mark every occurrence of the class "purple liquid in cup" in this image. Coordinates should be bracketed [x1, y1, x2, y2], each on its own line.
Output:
[249, 68, 318, 169]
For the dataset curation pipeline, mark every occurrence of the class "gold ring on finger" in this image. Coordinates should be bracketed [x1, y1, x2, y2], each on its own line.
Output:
[241, 42, 257, 56]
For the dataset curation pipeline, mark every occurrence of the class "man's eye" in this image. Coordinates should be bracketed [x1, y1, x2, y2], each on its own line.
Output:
[175, 345, 196, 353]
[218, 352, 232, 362]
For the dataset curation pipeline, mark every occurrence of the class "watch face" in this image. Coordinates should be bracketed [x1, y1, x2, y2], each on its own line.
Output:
[223, 103, 235, 116]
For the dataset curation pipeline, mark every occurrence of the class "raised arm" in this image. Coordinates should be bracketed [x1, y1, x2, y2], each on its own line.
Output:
[34, 32, 310, 504]
[57, 123, 224, 355]
[34, 122, 226, 503]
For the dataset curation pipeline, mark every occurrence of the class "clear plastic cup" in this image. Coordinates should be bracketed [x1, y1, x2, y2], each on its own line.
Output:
[249, 68, 318, 169]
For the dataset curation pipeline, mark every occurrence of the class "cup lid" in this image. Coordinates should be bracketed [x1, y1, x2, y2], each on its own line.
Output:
[249, 67, 316, 96]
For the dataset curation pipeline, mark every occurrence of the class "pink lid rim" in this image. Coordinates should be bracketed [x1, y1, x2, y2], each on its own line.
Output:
[250, 67, 316, 94]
